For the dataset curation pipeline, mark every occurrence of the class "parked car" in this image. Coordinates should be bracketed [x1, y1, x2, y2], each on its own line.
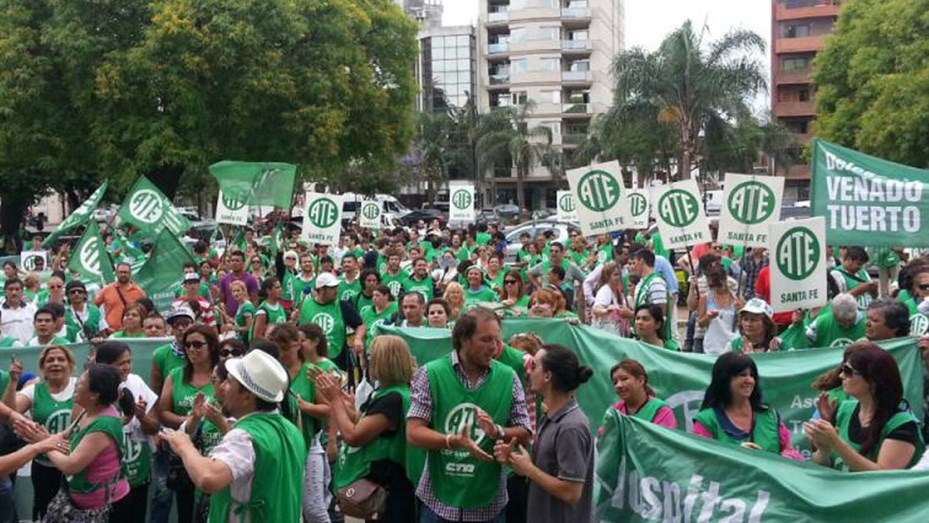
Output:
[503, 219, 582, 263]
[398, 208, 446, 227]
[493, 204, 520, 220]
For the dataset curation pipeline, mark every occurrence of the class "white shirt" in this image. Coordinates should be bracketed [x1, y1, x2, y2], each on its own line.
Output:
[121, 374, 158, 450]
[0, 301, 37, 343]
[20, 377, 77, 404]
[209, 424, 257, 517]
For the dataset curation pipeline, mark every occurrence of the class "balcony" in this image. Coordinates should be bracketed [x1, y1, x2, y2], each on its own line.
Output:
[562, 7, 591, 19]
[773, 100, 815, 118]
[487, 43, 510, 55]
[561, 40, 591, 53]
[488, 74, 511, 88]
[775, 69, 813, 85]
[775, 2, 841, 21]
[487, 11, 509, 25]
[776, 35, 827, 53]
[562, 133, 586, 146]
[561, 70, 591, 83]
[562, 102, 591, 115]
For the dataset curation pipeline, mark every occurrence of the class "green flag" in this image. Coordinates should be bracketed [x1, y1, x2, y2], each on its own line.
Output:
[113, 226, 146, 263]
[67, 221, 114, 285]
[379, 320, 924, 453]
[134, 229, 196, 313]
[811, 139, 929, 247]
[595, 414, 929, 522]
[117, 176, 192, 236]
[209, 161, 297, 209]
[43, 181, 108, 247]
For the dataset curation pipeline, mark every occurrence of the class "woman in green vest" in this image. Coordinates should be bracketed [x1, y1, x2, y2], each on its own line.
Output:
[354, 269, 380, 316]
[805, 342, 925, 471]
[692, 353, 802, 459]
[297, 323, 340, 374]
[498, 269, 530, 318]
[726, 299, 779, 353]
[109, 302, 147, 338]
[426, 298, 452, 328]
[156, 325, 220, 523]
[360, 285, 398, 349]
[93, 342, 160, 523]
[250, 277, 287, 340]
[463, 266, 496, 305]
[600, 359, 677, 434]
[225, 280, 255, 344]
[4, 345, 76, 520]
[26, 364, 131, 518]
[35, 274, 66, 308]
[442, 282, 465, 322]
[312, 335, 418, 523]
[633, 304, 680, 351]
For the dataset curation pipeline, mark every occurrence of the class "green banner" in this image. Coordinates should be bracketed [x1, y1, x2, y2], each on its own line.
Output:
[117, 176, 192, 236]
[67, 221, 115, 285]
[595, 414, 929, 522]
[379, 320, 924, 454]
[209, 161, 297, 209]
[42, 181, 108, 247]
[0, 338, 169, 381]
[134, 229, 196, 313]
[811, 139, 929, 247]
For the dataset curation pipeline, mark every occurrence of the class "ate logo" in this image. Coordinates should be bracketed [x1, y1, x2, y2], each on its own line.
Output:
[128, 189, 164, 224]
[558, 193, 576, 213]
[628, 192, 647, 217]
[307, 198, 339, 228]
[728, 181, 776, 225]
[657, 189, 699, 227]
[576, 170, 620, 212]
[312, 312, 335, 334]
[23, 255, 43, 272]
[910, 314, 929, 336]
[79, 237, 102, 275]
[361, 202, 381, 220]
[452, 189, 472, 210]
[123, 432, 143, 462]
[776, 227, 820, 281]
[444, 403, 486, 446]
[222, 187, 249, 211]
[44, 409, 71, 435]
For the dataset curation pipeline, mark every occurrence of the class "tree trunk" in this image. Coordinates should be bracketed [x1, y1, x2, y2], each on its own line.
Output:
[0, 190, 29, 253]
[515, 164, 526, 212]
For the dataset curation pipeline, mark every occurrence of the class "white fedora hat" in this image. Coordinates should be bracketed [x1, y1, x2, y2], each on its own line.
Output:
[226, 350, 288, 403]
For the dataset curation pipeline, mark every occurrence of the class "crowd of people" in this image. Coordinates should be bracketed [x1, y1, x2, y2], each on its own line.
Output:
[0, 215, 926, 522]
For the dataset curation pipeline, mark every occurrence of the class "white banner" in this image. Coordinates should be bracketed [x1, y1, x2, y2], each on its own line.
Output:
[769, 217, 828, 313]
[566, 161, 630, 236]
[215, 189, 249, 226]
[21, 251, 48, 272]
[556, 190, 578, 223]
[301, 192, 344, 246]
[359, 199, 382, 229]
[651, 179, 711, 249]
[449, 182, 475, 223]
[718, 173, 784, 248]
[627, 189, 650, 229]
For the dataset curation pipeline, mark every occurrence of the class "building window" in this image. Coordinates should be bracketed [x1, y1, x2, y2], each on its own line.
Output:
[539, 58, 560, 72]
[782, 56, 811, 72]
[510, 28, 526, 43]
[798, 88, 811, 102]
[511, 91, 528, 105]
[782, 23, 811, 38]
[543, 90, 562, 104]
[512, 58, 528, 73]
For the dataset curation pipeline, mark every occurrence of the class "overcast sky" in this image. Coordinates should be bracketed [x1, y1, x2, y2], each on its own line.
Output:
[443, 0, 773, 102]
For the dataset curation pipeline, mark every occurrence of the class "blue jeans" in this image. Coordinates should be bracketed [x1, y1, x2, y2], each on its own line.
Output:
[419, 503, 505, 523]
[148, 449, 174, 523]
[0, 474, 17, 523]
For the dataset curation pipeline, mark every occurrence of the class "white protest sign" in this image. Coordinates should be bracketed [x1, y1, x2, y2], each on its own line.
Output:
[556, 190, 578, 223]
[301, 192, 344, 246]
[769, 217, 828, 313]
[627, 189, 650, 229]
[651, 179, 711, 249]
[215, 189, 249, 226]
[566, 161, 630, 236]
[359, 199, 382, 229]
[718, 173, 784, 248]
[449, 182, 475, 223]
[21, 251, 48, 272]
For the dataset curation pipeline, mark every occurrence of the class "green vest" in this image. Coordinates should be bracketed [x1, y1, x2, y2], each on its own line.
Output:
[899, 291, 929, 336]
[360, 302, 398, 347]
[337, 277, 362, 303]
[65, 305, 102, 342]
[32, 382, 74, 465]
[250, 301, 286, 339]
[634, 272, 671, 340]
[833, 399, 925, 471]
[290, 363, 319, 449]
[495, 344, 527, 389]
[169, 367, 214, 416]
[597, 244, 613, 264]
[692, 407, 781, 454]
[292, 275, 314, 303]
[207, 413, 307, 523]
[299, 297, 346, 359]
[123, 425, 153, 488]
[0, 337, 18, 348]
[381, 271, 405, 299]
[154, 344, 187, 384]
[425, 356, 514, 509]
[403, 275, 434, 300]
[812, 313, 865, 348]
[633, 397, 667, 423]
[333, 384, 413, 490]
[835, 268, 873, 309]
[67, 414, 127, 496]
[235, 302, 257, 345]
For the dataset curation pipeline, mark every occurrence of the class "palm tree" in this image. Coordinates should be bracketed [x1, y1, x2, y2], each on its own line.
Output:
[611, 20, 766, 179]
[476, 101, 554, 210]
[414, 110, 453, 203]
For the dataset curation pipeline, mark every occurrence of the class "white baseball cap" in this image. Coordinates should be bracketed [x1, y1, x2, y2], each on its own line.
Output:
[740, 298, 773, 319]
[166, 305, 195, 323]
[226, 350, 289, 403]
[315, 272, 340, 288]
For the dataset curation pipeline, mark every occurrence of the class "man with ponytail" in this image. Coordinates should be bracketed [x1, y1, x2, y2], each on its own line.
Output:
[494, 344, 595, 523]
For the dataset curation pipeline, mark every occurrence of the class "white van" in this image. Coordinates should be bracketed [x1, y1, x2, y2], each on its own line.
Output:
[341, 193, 411, 224]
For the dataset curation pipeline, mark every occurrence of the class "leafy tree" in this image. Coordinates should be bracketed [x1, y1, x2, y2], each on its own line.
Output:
[815, 0, 929, 167]
[609, 21, 766, 179]
[412, 110, 453, 203]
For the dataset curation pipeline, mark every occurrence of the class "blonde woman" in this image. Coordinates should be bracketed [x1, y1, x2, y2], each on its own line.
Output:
[310, 335, 419, 523]
[443, 282, 465, 321]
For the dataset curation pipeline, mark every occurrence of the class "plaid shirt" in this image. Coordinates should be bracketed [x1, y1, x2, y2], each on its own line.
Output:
[408, 350, 532, 521]
[740, 254, 769, 300]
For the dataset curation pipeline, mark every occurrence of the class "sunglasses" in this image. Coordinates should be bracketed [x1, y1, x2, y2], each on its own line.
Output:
[840, 363, 860, 377]
[918, 284, 929, 291]
[505, 280, 519, 285]
[220, 349, 245, 358]
[68, 289, 86, 295]
[185, 340, 208, 350]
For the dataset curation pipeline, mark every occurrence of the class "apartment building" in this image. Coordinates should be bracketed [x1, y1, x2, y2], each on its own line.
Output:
[477, 0, 625, 209]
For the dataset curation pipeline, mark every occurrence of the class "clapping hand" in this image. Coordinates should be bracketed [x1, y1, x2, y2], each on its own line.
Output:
[803, 418, 839, 451]
[452, 424, 493, 462]
[507, 445, 533, 476]
[816, 392, 838, 423]
[493, 437, 516, 464]
[14, 419, 50, 444]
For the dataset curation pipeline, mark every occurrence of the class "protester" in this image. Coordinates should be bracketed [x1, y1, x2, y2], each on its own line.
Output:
[398, 291, 427, 328]
[355, 268, 381, 315]
[160, 350, 307, 522]
[591, 262, 632, 337]
[297, 272, 366, 371]
[602, 359, 677, 431]
[630, 249, 670, 338]
[150, 306, 194, 393]
[95, 262, 146, 331]
[693, 353, 801, 459]
[110, 303, 148, 338]
[463, 265, 496, 305]
[727, 299, 780, 353]
[219, 251, 260, 317]
[633, 304, 680, 351]
[407, 307, 531, 523]
[696, 258, 741, 354]
[65, 280, 108, 342]
[494, 344, 594, 523]
[297, 323, 339, 374]
[1, 278, 37, 343]
[806, 293, 866, 348]
[143, 314, 168, 338]
[805, 342, 925, 471]
[831, 246, 877, 309]
[173, 273, 217, 332]
[442, 282, 465, 321]
[404, 257, 435, 301]
[26, 307, 69, 346]
[250, 277, 287, 340]
[426, 298, 451, 328]
[864, 299, 910, 341]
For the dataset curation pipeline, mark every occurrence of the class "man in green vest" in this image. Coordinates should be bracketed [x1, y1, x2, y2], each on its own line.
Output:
[162, 349, 307, 523]
[630, 248, 670, 339]
[830, 246, 877, 310]
[296, 272, 366, 372]
[407, 307, 532, 522]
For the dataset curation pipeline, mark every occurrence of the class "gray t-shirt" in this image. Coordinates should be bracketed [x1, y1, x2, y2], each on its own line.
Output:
[526, 399, 594, 523]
